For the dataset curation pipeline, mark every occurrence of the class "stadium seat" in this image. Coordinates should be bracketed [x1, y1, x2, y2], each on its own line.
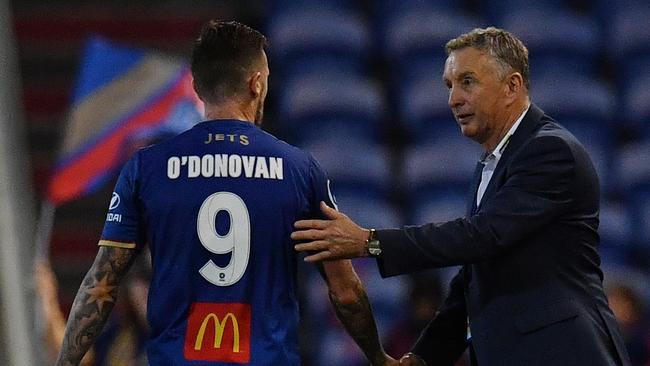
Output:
[403, 125, 483, 192]
[332, 188, 403, 229]
[375, 0, 461, 18]
[615, 140, 650, 193]
[606, 2, 650, 67]
[531, 74, 615, 122]
[393, 54, 448, 86]
[500, 9, 601, 77]
[266, 6, 371, 77]
[397, 73, 453, 139]
[627, 189, 650, 265]
[278, 72, 386, 143]
[268, 0, 353, 14]
[559, 120, 613, 193]
[411, 187, 468, 224]
[599, 199, 633, 266]
[615, 142, 650, 257]
[621, 72, 650, 134]
[381, 6, 481, 71]
[481, 0, 566, 23]
[300, 139, 393, 196]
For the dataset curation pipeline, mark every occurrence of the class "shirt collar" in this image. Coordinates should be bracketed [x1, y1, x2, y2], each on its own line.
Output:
[489, 104, 530, 161]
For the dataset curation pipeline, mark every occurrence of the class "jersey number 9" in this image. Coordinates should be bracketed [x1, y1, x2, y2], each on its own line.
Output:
[197, 192, 251, 286]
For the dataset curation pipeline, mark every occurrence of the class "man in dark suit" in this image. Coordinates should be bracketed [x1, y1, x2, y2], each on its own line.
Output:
[292, 27, 631, 366]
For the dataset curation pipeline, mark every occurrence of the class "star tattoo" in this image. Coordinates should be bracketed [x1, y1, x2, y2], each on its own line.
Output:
[85, 274, 116, 312]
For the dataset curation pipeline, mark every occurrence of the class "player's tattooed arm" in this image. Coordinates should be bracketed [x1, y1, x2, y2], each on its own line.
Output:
[55, 245, 137, 366]
[320, 261, 396, 366]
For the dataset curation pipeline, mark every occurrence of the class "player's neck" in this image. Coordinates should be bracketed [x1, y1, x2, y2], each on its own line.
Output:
[204, 101, 255, 124]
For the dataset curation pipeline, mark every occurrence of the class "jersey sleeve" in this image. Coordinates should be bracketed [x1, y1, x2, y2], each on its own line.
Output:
[307, 155, 338, 219]
[100, 152, 146, 249]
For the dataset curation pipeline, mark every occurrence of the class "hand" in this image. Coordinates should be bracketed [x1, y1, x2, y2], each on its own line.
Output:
[292, 201, 369, 262]
[399, 353, 427, 366]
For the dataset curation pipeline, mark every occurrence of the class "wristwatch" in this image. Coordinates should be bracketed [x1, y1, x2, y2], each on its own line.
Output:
[366, 228, 382, 257]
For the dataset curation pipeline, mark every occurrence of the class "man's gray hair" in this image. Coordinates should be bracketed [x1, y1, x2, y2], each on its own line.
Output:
[446, 27, 530, 89]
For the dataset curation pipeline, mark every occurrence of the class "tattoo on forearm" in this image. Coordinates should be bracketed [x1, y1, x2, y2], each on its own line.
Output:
[329, 281, 386, 365]
[55, 246, 136, 366]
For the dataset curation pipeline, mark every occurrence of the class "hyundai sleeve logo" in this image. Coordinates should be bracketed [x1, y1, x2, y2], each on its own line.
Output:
[109, 192, 121, 210]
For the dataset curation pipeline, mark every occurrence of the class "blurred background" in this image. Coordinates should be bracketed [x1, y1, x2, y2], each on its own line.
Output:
[2, 0, 650, 365]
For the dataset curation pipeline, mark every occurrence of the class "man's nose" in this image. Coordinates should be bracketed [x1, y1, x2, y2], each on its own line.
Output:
[448, 86, 464, 109]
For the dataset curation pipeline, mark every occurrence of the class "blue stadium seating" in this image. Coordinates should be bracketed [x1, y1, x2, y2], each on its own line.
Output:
[300, 139, 393, 196]
[615, 141, 650, 192]
[375, 0, 462, 17]
[411, 187, 468, 224]
[595, 0, 649, 16]
[381, 6, 481, 71]
[532, 74, 615, 122]
[394, 54, 448, 86]
[403, 125, 483, 192]
[331, 187, 403, 229]
[622, 72, 650, 134]
[500, 8, 601, 77]
[560, 119, 613, 193]
[628, 189, 650, 265]
[616, 141, 650, 264]
[606, 2, 650, 63]
[278, 72, 385, 142]
[268, 0, 354, 14]
[266, 6, 371, 77]
[599, 199, 634, 266]
[397, 74, 452, 138]
[482, 0, 566, 23]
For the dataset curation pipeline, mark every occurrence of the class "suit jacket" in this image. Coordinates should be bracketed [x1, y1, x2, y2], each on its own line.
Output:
[377, 104, 631, 366]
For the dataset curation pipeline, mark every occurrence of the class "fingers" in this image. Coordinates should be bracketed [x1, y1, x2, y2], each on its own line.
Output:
[303, 250, 333, 263]
[294, 219, 329, 230]
[320, 201, 341, 219]
[294, 240, 330, 253]
[291, 228, 327, 241]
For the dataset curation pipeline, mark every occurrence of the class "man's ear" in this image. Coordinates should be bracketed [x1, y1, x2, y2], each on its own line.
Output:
[249, 71, 262, 97]
[507, 72, 524, 94]
[504, 72, 524, 103]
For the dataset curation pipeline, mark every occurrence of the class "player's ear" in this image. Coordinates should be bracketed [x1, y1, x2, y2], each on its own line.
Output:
[249, 71, 262, 98]
[191, 78, 205, 102]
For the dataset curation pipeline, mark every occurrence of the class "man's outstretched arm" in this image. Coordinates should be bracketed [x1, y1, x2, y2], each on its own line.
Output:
[55, 244, 137, 366]
[320, 260, 398, 366]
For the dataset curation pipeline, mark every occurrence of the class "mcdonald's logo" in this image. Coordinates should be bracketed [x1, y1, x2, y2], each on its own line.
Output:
[184, 302, 251, 363]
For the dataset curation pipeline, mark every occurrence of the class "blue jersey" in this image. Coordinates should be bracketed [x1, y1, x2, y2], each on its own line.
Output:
[101, 120, 336, 365]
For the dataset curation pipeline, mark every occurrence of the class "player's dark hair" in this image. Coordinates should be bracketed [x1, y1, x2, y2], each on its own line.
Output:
[191, 20, 267, 104]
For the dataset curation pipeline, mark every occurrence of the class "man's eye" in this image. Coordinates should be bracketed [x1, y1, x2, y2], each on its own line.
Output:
[462, 78, 473, 85]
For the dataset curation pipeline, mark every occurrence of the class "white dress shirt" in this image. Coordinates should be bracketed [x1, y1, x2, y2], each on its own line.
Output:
[476, 105, 530, 207]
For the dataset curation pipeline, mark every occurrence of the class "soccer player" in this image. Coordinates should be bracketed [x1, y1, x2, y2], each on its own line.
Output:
[56, 20, 397, 366]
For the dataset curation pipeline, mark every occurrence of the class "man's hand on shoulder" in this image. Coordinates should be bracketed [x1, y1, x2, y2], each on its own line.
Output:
[292, 201, 369, 262]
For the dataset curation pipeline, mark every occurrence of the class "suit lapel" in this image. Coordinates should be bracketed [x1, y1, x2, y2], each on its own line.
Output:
[475, 104, 546, 211]
[467, 159, 485, 216]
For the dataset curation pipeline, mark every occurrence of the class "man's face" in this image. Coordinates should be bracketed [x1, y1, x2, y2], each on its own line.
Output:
[253, 51, 270, 126]
[443, 47, 510, 145]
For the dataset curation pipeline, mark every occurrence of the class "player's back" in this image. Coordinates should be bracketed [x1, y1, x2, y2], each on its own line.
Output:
[104, 119, 329, 365]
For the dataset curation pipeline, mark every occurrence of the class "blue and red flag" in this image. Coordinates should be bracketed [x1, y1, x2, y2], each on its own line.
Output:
[46, 36, 203, 206]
